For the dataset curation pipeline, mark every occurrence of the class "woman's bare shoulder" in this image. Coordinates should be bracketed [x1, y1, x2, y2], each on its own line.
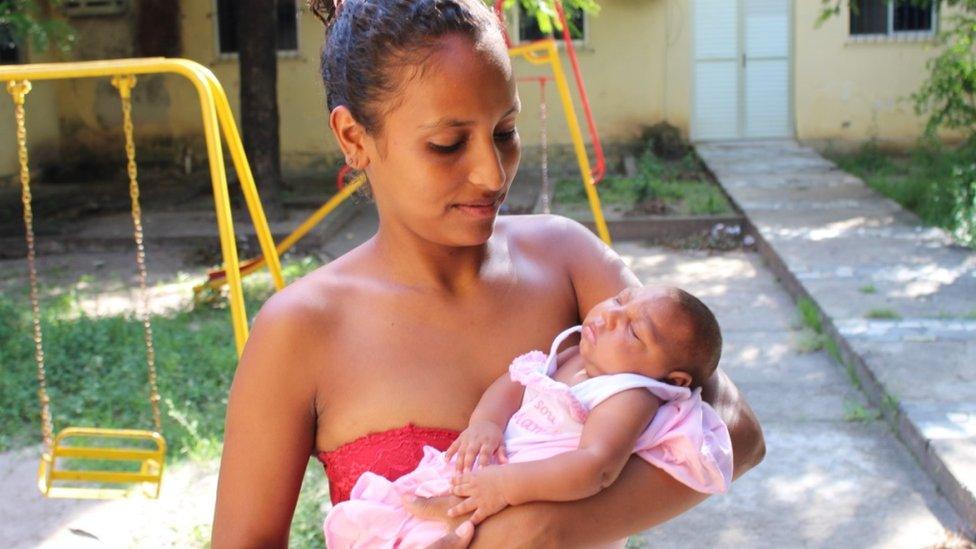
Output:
[497, 214, 605, 259]
[248, 244, 376, 349]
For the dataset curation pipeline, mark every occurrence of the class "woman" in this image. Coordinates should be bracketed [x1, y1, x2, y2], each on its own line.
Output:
[212, 0, 764, 546]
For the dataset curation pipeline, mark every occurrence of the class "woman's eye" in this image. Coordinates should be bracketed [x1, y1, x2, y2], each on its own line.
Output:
[428, 140, 466, 154]
[494, 128, 518, 142]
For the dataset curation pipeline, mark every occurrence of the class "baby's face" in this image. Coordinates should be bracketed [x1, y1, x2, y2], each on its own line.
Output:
[579, 287, 686, 381]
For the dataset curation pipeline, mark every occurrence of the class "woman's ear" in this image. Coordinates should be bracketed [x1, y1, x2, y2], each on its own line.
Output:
[329, 105, 370, 170]
[666, 371, 693, 388]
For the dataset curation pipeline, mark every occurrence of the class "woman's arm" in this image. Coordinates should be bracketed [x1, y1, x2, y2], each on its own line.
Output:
[461, 217, 766, 546]
[211, 290, 325, 548]
[449, 389, 659, 524]
[551, 215, 765, 477]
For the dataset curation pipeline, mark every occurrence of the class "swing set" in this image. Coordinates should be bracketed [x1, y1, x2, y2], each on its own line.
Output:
[2, 58, 286, 498]
[1, 0, 609, 501]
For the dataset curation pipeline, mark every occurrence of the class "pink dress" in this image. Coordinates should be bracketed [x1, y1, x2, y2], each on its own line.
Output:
[323, 326, 734, 548]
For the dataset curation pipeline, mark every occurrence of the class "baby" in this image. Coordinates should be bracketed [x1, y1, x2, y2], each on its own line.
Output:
[324, 286, 732, 548]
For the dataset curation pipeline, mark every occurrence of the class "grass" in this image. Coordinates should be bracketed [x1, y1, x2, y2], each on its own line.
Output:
[828, 140, 976, 248]
[865, 308, 902, 320]
[796, 298, 823, 333]
[0, 255, 327, 544]
[843, 400, 881, 423]
[554, 150, 733, 216]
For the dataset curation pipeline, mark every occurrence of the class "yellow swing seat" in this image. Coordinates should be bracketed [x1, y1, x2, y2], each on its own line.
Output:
[37, 427, 166, 499]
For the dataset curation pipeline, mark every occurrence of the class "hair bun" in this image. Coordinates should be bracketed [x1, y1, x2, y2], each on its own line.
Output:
[307, 0, 341, 26]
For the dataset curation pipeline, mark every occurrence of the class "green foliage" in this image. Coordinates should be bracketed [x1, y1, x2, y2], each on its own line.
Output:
[818, 1, 976, 139]
[797, 298, 823, 333]
[497, 0, 600, 36]
[0, 256, 322, 454]
[912, 11, 976, 138]
[0, 0, 74, 54]
[554, 150, 732, 215]
[830, 140, 976, 247]
[858, 283, 878, 294]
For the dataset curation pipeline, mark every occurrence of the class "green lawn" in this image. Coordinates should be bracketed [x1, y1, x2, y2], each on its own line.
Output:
[828, 141, 976, 248]
[0, 256, 328, 546]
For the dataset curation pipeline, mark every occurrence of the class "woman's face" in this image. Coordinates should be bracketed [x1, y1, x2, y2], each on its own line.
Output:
[358, 32, 521, 247]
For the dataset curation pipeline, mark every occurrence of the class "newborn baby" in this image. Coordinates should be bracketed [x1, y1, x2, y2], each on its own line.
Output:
[325, 286, 732, 548]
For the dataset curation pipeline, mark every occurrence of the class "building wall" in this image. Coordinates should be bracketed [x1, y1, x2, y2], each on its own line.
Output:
[0, 48, 62, 179]
[793, 1, 963, 148]
[6, 0, 963, 182]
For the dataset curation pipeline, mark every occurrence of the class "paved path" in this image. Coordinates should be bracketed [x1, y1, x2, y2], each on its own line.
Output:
[618, 245, 964, 547]
[697, 140, 976, 535]
[1, 184, 970, 545]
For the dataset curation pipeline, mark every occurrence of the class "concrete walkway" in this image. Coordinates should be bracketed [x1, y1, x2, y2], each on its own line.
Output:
[623, 246, 964, 547]
[697, 140, 976, 536]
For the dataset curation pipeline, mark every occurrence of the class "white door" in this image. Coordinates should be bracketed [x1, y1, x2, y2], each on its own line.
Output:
[693, 0, 792, 140]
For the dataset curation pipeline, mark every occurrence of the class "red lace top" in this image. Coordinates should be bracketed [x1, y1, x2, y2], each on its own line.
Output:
[317, 423, 461, 504]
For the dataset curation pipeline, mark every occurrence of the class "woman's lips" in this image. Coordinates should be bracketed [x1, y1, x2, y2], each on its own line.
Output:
[454, 197, 503, 219]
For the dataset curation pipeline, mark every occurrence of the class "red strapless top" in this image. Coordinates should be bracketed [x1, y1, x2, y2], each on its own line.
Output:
[317, 424, 461, 504]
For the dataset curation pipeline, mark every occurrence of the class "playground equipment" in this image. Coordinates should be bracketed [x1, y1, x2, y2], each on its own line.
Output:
[2, 58, 283, 498]
[199, 0, 614, 293]
[196, 166, 366, 294]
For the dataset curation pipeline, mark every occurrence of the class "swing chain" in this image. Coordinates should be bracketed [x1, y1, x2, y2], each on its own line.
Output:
[7, 80, 55, 451]
[111, 74, 162, 433]
[539, 78, 551, 215]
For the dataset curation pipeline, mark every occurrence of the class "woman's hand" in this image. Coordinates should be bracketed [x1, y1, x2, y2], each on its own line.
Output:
[444, 419, 508, 476]
[425, 521, 475, 549]
[405, 495, 477, 548]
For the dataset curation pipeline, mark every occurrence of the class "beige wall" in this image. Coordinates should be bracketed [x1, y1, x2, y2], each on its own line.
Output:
[7, 0, 963, 181]
[793, 1, 962, 148]
[1, 47, 61, 179]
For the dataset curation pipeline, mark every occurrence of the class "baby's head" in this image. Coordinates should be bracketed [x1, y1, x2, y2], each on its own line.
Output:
[579, 286, 722, 388]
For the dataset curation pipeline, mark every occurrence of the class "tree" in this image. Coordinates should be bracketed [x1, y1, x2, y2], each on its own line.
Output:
[0, 0, 74, 56]
[235, 0, 285, 221]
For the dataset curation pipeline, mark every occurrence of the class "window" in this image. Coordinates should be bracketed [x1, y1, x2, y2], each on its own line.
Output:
[850, 0, 936, 37]
[517, 3, 585, 43]
[0, 24, 19, 64]
[63, 0, 127, 17]
[216, 0, 298, 55]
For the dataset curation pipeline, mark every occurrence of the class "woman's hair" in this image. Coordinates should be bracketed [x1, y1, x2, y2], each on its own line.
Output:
[308, 0, 503, 134]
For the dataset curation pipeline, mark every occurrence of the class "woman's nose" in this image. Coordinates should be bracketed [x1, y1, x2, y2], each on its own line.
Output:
[468, 138, 506, 191]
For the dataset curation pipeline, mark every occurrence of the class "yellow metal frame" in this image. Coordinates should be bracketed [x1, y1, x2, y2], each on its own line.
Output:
[509, 39, 612, 245]
[1, 58, 284, 356]
[37, 427, 166, 499]
[197, 173, 366, 292]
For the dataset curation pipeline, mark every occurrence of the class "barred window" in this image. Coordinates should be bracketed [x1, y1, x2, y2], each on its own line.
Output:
[850, 0, 936, 36]
[216, 0, 298, 55]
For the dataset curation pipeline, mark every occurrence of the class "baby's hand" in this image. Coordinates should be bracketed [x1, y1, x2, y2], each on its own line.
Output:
[444, 420, 508, 476]
[448, 466, 511, 525]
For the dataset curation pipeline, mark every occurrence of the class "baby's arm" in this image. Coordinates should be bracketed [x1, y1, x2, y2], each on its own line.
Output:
[445, 372, 526, 473]
[449, 388, 660, 523]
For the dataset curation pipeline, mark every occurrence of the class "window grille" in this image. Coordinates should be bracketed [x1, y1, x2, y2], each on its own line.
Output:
[63, 0, 128, 17]
[850, 0, 936, 36]
[216, 0, 299, 55]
